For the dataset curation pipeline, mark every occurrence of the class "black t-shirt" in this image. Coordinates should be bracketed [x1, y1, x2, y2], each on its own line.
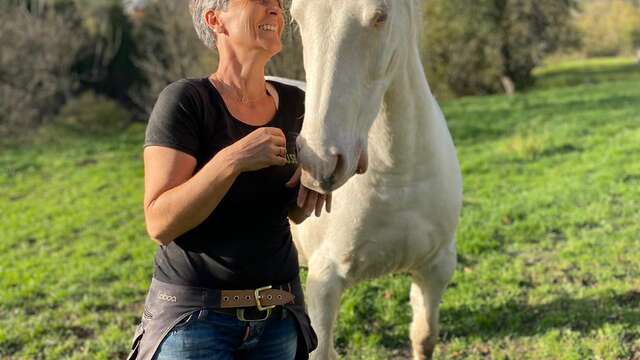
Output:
[143, 77, 305, 289]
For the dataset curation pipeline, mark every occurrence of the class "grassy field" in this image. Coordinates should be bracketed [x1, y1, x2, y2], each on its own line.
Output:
[1, 57, 639, 359]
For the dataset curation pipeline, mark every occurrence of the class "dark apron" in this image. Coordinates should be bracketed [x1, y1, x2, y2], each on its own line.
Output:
[126, 276, 317, 360]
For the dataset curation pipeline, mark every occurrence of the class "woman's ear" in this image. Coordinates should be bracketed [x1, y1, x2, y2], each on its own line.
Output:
[205, 9, 225, 34]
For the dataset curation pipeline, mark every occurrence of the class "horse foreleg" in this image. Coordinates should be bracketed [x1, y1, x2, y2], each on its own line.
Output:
[306, 255, 345, 360]
[409, 245, 457, 360]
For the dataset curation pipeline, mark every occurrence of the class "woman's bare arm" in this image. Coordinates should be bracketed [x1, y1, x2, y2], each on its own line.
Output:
[143, 146, 239, 246]
[143, 127, 288, 246]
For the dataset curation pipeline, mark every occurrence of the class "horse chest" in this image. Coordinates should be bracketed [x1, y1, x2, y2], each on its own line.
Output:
[335, 180, 446, 278]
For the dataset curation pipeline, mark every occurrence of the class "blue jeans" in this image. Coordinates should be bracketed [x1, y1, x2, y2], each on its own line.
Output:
[153, 308, 298, 360]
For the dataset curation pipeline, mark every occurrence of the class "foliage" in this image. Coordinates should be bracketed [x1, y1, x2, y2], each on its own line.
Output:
[0, 0, 304, 134]
[422, 0, 578, 98]
[129, 0, 304, 115]
[0, 0, 141, 137]
[70, 0, 142, 103]
[1, 58, 639, 359]
[53, 91, 132, 136]
[0, 3, 83, 138]
[266, 0, 305, 80]
[575, 0, 640, 57]
[421, 0, 503, 98]
[129, 0, 217, 115]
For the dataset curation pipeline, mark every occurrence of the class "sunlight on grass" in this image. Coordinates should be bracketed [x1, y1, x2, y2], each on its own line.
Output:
[1, 58, 639, 359]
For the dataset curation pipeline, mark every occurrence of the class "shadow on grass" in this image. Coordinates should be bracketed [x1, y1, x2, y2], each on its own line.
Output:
[535, 63, 640, 89]
[448, 93, 639, 145]
[441, 290, 640, 339]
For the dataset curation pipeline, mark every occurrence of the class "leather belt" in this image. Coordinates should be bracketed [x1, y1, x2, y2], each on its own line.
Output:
[148, 279, 296, 322]
[219, 285, 295, 310]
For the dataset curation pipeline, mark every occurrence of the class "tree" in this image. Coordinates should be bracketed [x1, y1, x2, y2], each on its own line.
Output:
[422, 0, 577, 98]
[129, 0, 217, 115]
[71, 0, 142, 104]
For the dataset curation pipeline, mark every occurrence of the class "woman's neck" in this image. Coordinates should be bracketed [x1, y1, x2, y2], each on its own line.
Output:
[213, 46, 270, 101]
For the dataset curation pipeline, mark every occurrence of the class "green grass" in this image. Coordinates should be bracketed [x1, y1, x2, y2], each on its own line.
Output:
[1, 57, 639, 359]
[532, 57, 640, 90]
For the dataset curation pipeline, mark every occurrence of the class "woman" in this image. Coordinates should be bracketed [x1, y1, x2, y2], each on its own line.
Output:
[126, 0, 325, 359]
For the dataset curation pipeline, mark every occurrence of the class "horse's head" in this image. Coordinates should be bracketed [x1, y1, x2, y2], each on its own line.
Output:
[291, 0, 419, 193]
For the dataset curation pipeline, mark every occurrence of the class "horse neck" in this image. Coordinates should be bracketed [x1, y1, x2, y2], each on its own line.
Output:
[368, 45, 443, 176]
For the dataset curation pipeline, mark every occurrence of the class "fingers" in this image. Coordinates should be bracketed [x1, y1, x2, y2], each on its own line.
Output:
[264, 127, 285, 146]
[271, 145, 286, 157]
[271, 154, 287, 166]
[264, 127, 285, 138]
[271, 134, 286, 147]
[253, 128, 284, 146]
[296, 184, 332, 217]
[304, 191, 318, 216]
[315, 194, 325, 217]
[297, 185, 308, 208]
[268, 145, 287, 166]
[270, 149, 286, 166]
[286, 166, 302, 188]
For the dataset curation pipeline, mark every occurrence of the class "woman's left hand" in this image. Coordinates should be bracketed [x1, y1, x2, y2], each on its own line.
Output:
[285, 167, 332, 217]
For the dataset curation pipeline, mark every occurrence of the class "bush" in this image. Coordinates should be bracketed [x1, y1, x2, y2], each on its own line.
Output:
[422, 0, 577, 98]
[54, 91, 132, 136]
[422, 1, 503, 98]
[0, 0, 140, 138]
[0, 3, 83, 137]
[129, 0, 217, 115]
[575, 0, 640, 57]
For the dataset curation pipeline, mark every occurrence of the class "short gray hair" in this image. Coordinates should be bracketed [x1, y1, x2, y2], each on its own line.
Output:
[189, 0, 230, 49]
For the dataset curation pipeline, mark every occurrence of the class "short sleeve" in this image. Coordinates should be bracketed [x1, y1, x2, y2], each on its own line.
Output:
[143, 80, 201, 158]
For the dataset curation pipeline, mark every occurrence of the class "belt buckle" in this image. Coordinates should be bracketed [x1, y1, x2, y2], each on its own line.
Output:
[236, 286, 276, 321]
[237, 307, 272, 321]
[255, 285, 277, 312]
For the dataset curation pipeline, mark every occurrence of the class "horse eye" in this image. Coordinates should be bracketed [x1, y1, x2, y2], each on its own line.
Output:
[372, 10, 388, 27]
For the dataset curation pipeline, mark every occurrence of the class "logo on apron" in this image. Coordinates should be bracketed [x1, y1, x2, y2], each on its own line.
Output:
[158, 293, 177, 302]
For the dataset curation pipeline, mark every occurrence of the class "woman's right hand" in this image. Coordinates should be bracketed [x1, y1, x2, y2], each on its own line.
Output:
[221, 127, 288, 173]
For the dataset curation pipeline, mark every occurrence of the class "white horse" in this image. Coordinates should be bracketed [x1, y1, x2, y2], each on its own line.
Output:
[279, 0, 463, 359]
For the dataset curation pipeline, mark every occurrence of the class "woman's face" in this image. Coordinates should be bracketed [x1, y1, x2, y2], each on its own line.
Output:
[217, 0, 285, 57]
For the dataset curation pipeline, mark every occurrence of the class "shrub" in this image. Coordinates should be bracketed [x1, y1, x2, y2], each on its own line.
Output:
[0, 3, 83, 137]
[54, 91, 132, 136]
[575, 0, 640, 57]
[422, 0, 577, 98]
[129, 0, 217, 115]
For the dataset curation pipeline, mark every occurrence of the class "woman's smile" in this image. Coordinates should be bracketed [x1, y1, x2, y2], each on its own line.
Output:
[258, 24, 277, 32]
